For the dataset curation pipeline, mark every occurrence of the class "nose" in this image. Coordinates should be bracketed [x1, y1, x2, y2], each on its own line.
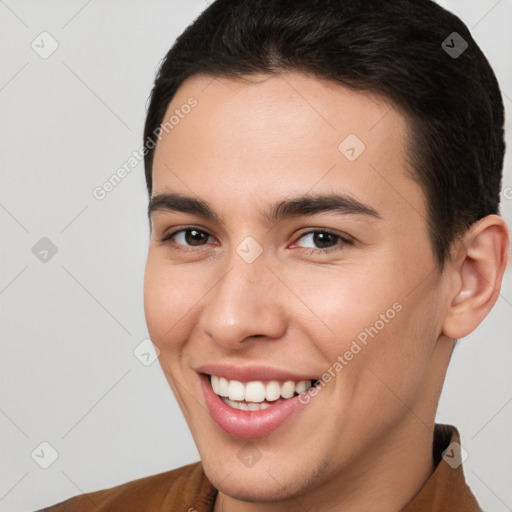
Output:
[198, 253, 287, 350]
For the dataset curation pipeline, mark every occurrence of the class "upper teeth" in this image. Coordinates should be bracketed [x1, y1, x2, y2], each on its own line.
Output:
[210, 375, 312, 402]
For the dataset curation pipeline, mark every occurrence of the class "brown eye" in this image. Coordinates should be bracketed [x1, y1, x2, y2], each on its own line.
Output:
[182, 229, 209, 246]
[311, 231, 338, 249]
[294, 230, 352, 252]
[160, 228, 214, 248]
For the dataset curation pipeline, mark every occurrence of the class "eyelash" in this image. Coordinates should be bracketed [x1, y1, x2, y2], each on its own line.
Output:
[158, 226, 353, 255]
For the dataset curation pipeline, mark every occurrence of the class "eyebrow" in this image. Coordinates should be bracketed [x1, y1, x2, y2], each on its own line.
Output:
[148, 192, 381, 223]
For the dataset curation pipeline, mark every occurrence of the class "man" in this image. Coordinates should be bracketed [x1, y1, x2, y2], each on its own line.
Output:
[38, 0, 509, 510]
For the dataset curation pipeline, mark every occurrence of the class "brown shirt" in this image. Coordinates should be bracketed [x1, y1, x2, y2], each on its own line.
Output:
[37, 423, 482, 511]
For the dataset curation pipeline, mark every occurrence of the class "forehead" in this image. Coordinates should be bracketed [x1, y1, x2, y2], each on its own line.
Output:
[151, 72, 426, 224]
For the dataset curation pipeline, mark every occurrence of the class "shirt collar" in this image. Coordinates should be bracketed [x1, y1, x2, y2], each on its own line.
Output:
[401, 423, 481, 511]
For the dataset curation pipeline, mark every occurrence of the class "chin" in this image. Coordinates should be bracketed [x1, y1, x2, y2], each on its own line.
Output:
[203, 457, 324, 504]
[215, 478, 299, 503]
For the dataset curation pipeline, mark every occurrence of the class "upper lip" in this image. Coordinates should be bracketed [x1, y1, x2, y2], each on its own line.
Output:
[195, 363, 318, 382]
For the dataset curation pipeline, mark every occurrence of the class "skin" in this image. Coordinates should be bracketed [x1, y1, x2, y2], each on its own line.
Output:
[143, 72, 509, 511]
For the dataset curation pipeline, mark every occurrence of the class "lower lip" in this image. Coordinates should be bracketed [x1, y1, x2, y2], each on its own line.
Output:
[199, 374, 309, 439]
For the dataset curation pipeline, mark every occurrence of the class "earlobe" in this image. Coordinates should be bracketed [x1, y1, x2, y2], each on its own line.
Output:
[442, 214, 509, 340]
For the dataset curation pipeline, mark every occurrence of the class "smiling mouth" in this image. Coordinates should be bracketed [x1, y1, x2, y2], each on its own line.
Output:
[207, 374, 321, 411]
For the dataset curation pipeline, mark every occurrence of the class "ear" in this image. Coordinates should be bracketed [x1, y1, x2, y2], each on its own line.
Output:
[442, 214, 509, 340]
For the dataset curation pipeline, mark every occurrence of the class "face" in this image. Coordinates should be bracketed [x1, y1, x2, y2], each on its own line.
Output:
[144, 72, 449, 503]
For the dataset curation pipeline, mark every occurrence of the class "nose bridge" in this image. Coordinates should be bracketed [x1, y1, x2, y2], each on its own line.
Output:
[199, 248, 285, 347]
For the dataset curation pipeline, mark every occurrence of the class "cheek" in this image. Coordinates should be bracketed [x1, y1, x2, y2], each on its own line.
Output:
[280, 262, 399, 352]
[285, 256, 434, 380]
[143, 255, 200, 349]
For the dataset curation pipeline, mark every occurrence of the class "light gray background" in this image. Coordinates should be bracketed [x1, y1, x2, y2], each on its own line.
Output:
[0, 1, 511, 511]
